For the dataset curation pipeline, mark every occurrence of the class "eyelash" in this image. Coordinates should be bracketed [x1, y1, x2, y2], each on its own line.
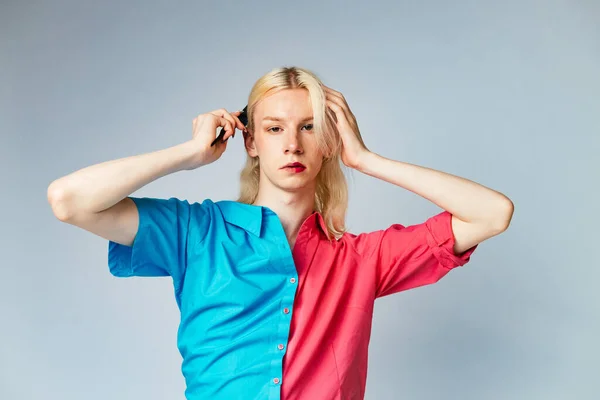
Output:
[267, 124, 313, 133]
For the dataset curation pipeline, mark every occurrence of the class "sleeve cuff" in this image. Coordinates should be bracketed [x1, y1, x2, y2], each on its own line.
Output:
[107, 197, 168, 277]
[425, 211, 477, 270]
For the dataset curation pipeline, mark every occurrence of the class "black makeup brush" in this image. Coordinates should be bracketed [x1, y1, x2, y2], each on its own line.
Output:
[210, 106, 248, 147]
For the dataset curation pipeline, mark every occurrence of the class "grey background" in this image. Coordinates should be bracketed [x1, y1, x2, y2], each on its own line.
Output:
[2, 0, 599, 399]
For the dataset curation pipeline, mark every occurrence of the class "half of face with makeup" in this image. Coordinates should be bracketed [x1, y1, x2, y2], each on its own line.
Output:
[245, 88, 324, 193]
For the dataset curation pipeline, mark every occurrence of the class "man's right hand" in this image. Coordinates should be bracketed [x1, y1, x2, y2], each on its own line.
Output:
[185, 108, 247, 170]
[47, 107, 247, 245]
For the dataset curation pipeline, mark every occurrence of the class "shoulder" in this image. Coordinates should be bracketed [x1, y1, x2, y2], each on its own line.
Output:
[127, 196, 227, 235]
[131, 196, 219, 216]
[335, 228, 388, 258]
[335, 211, 452, 257]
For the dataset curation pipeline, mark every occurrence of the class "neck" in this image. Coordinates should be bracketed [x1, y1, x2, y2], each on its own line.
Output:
[253, 185, 316, 248]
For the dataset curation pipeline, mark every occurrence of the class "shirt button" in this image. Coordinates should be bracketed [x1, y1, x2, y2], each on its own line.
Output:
[290, 277, 296, 283]
[278, 344, 285, 350]
[283, 307, 290, 314]
[273, 377, 280, 384]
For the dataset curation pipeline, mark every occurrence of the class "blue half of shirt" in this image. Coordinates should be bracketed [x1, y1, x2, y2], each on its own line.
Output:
[108, 196, 299, 400]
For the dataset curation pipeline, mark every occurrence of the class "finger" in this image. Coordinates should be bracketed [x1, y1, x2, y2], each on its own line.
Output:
[212, 109, 240, 135]
[222, 120, 236, 141]
[209, 108, 239, 130]
[326, 95, 354, 128]
[224, 110, 246, 132]
[231, 111, 246, 131]
[324, 88, 354, 124]
[324, 87, 351, 112]
[325, 90, 344, 107]
[325, 90, 357, 128]
[326, 99, 351, 129]
[323, 86, 345, 103]
[215, 117, 235, 141]
[209, 108, 231, 117]
[219, 136, 230, 151]
[325, 104, 338, 124]
[216, 126, 235, 149]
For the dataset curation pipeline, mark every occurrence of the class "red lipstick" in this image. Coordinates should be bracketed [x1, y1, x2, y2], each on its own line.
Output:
[282, 162, 306, 173]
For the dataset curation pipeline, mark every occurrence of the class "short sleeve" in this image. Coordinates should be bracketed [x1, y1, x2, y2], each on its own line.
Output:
[372, 211, 477, 298]
[108, 197, 193, 283]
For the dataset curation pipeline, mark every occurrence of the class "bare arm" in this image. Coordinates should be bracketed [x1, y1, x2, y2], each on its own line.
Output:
[356, 153, 514, 253]
[324, 86, 514, 254]
[47, 142, 199, 246]
[47, 109, 245, 246]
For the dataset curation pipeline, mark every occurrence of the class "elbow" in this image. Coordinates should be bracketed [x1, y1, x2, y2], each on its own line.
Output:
[47, 181, 74, 222]
[492, 196, 514, 233]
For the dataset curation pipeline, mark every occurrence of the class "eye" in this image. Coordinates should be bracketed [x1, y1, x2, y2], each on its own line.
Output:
[267, 126, 282, 133]
[302, 124, 314, 131]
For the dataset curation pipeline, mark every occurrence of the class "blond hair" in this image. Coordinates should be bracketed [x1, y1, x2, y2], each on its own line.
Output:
[238, 66, 348, 239]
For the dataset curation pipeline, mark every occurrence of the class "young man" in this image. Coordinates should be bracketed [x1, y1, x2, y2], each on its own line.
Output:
[48, 67, 514, 400]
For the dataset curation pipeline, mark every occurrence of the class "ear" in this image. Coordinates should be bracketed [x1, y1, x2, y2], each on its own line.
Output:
[243, 129, 258, 158]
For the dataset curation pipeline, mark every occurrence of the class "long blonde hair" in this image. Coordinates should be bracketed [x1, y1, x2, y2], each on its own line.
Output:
[238, 66, 348, 239]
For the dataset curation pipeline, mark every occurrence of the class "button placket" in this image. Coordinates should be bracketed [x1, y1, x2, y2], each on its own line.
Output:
[265, 212, 302, 397]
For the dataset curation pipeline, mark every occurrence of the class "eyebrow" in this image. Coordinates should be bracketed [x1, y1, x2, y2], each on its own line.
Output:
[262, 116, 314, 122]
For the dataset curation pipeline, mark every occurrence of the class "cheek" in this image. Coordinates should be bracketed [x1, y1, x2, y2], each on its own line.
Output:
[253, 136, 270, 157]
[314, 158, 324, 173]
[255, 139, 280, 169]
[256, 140, 276, 160]
[306, 142, 324, 165]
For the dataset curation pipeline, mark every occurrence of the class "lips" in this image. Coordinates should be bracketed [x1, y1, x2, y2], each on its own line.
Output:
[282, 162, 306, 172]
[283, 162, 305, 168]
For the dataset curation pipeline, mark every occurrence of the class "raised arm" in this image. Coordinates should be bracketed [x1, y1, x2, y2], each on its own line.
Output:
[323, 86, 514, 253]
[47, 109, 245, 246]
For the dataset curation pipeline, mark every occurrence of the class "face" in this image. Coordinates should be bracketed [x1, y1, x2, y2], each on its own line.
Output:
[245, 88, 324, 193]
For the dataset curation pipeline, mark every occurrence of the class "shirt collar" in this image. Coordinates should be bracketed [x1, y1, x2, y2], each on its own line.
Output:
[216, 201, 263, 237]
[216, 201, 331, 240]
[305, 212, 331, 240]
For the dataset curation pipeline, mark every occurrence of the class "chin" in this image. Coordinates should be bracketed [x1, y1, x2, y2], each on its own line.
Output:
[261, 168, 319, 192]
[277, 181, 314, 192]
[275, 175, 318, 192]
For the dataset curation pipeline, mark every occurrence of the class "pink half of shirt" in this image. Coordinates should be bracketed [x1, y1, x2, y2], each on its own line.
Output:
[280, 210, 477, 400]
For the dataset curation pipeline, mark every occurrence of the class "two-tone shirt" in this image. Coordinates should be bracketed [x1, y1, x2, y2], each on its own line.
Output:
[108, 197, 477, 399]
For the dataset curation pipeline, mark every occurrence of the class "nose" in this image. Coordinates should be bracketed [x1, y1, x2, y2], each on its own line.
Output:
[284, 130, 303, 154]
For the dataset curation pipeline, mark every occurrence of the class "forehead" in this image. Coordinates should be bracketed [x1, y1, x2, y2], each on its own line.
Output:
[254, 89, 313, 121]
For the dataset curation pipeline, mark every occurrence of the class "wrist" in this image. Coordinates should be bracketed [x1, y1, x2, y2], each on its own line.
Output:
[174, 141, 207, 171]
[355, 150, 379, 173]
